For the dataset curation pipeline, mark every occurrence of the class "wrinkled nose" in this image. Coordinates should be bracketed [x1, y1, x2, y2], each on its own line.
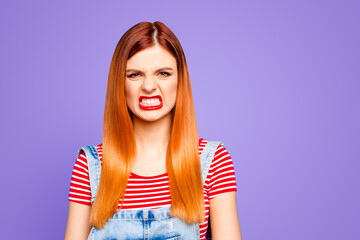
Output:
[141, 76, 157, 93]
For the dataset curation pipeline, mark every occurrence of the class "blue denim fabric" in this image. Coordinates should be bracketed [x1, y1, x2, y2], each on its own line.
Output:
[78, 141, 222, 240]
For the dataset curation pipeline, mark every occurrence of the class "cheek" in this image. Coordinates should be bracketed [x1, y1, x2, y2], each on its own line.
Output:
[125, 82, 136, 107]
[172, 84, 178, 102]
[168, 79, 178, 105]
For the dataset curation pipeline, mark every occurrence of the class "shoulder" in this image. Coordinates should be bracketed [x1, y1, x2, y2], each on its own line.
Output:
[73, 143, 103, 173]
[77, 143, 103, 159]
[200, 138, 237, 198]
[68, 143, 102, 205]
[198, 138, 226, 155]
[199, 137, 233, 176]
[199, 138, 231, 168]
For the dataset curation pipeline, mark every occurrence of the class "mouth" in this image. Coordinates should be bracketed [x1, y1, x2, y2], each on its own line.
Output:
[139, 95, 163, 110]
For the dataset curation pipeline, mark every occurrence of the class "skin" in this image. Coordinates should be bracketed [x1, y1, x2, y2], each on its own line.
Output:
[65, 45, 241, 239]
[125, 45, 178, 176]
[65, 202, 91, 240]
[210, 192, 242, 239]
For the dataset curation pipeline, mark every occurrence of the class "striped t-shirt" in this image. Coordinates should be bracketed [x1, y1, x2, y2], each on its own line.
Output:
[68, 138, 237, 240]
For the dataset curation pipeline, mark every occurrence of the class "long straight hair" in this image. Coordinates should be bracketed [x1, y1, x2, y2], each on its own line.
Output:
[90, 21, 202, 229]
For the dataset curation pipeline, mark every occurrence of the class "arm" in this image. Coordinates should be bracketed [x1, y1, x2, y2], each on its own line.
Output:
[64, 201, 92, 240]
[209, 191, 242, 240]
[65, 150, 93, 239]
[205, 142, 241, 239]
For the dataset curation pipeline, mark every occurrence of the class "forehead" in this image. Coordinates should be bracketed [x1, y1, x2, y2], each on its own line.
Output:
[126, 45, 177, 71]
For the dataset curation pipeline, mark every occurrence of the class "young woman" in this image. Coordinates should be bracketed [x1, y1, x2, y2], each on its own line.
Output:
[65, 21, 241, 240]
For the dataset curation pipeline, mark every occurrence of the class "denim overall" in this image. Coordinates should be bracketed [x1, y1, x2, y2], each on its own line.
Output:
[78, 141, 223, 240]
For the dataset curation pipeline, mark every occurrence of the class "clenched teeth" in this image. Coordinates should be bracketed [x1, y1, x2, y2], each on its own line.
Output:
[140, 98, 161, 106]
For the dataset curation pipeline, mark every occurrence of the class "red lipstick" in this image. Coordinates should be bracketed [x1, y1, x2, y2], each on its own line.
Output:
[139, 95, 163, 110]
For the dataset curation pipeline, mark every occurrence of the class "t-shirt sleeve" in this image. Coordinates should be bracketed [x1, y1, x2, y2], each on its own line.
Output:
[207, 144, 237, 200]
[68, 151, 92, 205]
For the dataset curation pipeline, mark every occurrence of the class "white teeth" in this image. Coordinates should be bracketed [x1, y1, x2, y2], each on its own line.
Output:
[140, 97, 161, 106]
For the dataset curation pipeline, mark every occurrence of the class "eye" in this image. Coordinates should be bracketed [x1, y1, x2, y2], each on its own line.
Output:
[158, 72, 171, 77]
[127, 73, 141, 78]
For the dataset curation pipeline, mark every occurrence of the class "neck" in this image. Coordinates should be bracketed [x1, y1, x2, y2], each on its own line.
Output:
[133, 114, 172, 153]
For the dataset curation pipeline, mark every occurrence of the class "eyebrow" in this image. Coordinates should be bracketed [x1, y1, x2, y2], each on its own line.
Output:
[126, 67, 174, 73]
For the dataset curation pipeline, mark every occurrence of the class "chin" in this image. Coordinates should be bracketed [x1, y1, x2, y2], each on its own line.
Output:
[137, 111, 171, 122]
[135, 116, 161, 123]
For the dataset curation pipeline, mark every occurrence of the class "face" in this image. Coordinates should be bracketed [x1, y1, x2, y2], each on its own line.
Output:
[125, 45, 178, 123]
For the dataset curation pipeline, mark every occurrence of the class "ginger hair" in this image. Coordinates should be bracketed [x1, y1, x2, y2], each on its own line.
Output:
[90, 21, 202, 229]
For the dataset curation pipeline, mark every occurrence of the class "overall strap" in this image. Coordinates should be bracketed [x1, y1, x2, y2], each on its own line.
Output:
[78, 141, 222, 204]
[77, 145, 101, 205]
[199, 141, 224, 186]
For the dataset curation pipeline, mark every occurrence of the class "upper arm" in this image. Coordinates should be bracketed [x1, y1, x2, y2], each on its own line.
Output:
[209, 191, 241, 240]
[207, 144, 237, 199]
[65, 201, 92, 240]
[65, 151, 93, 239]
[206, 143, 241, 239]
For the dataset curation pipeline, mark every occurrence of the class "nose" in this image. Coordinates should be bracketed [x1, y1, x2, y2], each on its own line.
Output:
[141, 76, 157, 93]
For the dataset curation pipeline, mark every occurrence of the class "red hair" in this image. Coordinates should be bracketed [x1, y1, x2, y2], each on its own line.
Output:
[90, 21, 202, 229]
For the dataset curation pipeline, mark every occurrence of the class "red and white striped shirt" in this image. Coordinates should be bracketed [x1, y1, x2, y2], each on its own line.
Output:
[69, 138, 237, 239]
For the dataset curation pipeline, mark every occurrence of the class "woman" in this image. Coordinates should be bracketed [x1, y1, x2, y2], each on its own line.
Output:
[65, 21, 241, 240]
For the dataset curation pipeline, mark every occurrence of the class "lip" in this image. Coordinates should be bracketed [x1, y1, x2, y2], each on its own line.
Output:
[139, 95, 163, 110]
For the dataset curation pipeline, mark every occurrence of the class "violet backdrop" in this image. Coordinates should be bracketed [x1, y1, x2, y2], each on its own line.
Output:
[1, 0, 359, 239]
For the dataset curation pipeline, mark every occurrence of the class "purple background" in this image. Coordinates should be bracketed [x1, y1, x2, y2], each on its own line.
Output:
[1, 0, 359, 239]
